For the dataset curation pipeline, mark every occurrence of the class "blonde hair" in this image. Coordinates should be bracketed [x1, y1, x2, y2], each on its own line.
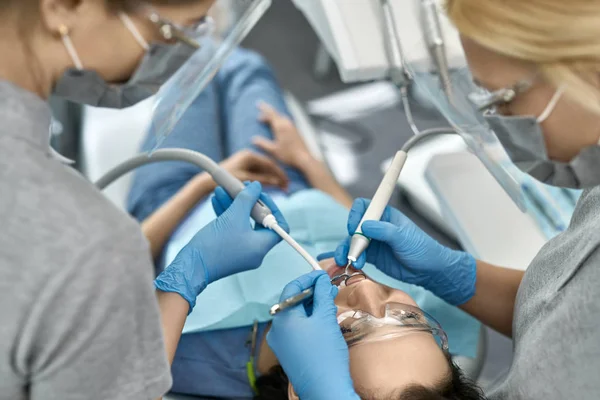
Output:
[445, 0, 600, 115]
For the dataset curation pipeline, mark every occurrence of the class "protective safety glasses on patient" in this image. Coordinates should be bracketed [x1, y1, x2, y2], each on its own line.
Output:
[338, 303, 449, 350]
[149, 0, 272, 153]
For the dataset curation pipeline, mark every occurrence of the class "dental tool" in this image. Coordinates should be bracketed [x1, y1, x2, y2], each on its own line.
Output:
[269, 288, 314, 316]
[420, 0, 453, 99]
[346, 129, 455, 268]
[379, 0, 454, 138]
[268, 223, 322, 271]
[379, 0, 411, 88]
[346, 1, 457, 268]
[346, 150, 407, 266]
[269, 265, 367, 316]
[95, 148, 322, 272]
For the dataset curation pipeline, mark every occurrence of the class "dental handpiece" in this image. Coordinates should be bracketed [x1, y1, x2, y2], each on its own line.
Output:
[270, 287, 314, 316]
[347, 150, 408, 266]
[95, 148, 322, 272]
[210, 165, 274, 224]
[211, 170, 323, 271]
[420, 0, 453, 99]
[213, 167, 322, 271]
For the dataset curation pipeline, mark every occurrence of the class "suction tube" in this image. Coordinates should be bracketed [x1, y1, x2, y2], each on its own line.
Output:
[96, 148, 322, 271]
[95, 148, 272, 224]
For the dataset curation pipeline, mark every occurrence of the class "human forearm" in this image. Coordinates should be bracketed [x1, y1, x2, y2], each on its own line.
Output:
[253, 104, 352, 208]
[141, 173, 216, 260]
[156, 290, 189, 365]
[154, 183, 286, 360]
[296, 154, 353, 209]
[155, 290, 195, 400]
[459, 260, 524, 337]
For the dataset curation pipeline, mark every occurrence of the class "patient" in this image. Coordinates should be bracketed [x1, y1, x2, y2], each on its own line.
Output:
[126, 48, 485, 399]
[255, 259, 486, 400]
[127, 47, 351, 262]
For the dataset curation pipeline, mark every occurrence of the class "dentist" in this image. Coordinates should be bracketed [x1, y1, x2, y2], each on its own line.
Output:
[0, 0, 285, 399]
[268, 1, 600, 399]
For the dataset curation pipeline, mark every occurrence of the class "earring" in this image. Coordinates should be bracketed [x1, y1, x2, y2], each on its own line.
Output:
[58, 24, 84, 70]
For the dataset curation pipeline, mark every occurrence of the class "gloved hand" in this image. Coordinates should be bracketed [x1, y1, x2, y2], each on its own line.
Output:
[155, 182, 288, 312]
[332, 198, 476, 306]
[267, 271, 360, 400]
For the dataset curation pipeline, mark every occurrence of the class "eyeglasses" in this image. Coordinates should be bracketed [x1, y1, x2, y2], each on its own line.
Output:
[468, 77, 536, 114]
[144, 7, 215, 49]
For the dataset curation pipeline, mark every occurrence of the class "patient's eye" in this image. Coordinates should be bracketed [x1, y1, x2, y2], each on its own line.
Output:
[340, 326, 353, 335]
[403, 311, 419, 319]
[398, 310, 426, 324]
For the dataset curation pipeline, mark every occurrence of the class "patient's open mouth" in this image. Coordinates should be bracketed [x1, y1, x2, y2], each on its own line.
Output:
[325, 263, 366, 287]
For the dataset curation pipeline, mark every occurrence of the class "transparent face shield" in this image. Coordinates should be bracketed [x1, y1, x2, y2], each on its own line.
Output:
[376, 0, 528, 211]
[144, 6, 216, 49]
[338, 303, 449, 350]
[406, 62, 528, 210]
[148, 0, 272, 152]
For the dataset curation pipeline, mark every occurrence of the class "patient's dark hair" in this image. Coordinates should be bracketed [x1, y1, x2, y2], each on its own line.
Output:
[254, 354, 486, 400]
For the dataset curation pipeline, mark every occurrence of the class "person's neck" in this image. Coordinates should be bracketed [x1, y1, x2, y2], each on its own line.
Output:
[0, 27, 53, 99]
[257, 323, 280, 375]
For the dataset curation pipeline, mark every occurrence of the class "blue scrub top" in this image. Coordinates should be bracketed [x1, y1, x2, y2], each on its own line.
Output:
[170, 323, 269, 398]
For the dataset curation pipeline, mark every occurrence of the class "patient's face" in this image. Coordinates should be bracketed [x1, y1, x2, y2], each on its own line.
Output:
[325, 259, 450, 395]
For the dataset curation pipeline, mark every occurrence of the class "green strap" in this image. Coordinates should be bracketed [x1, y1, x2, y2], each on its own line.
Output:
[246, 357, 258, 394]
[246, 320, 259, 394]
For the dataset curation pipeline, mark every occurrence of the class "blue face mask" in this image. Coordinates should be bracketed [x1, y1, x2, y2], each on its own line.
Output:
[485, 88, 600, 189]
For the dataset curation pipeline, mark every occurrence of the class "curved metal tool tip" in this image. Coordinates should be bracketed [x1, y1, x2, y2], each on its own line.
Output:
[269, 304, 281, 316]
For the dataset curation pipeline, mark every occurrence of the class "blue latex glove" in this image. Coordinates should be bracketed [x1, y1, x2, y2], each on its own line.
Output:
[267, 271, 360, 400]
[155, 182, 288, 312]
[332, 198, 476, 306]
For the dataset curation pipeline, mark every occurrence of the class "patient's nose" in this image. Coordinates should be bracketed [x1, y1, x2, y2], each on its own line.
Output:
[345, 280, 389, 318]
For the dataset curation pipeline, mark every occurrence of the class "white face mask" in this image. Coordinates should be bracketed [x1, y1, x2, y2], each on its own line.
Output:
[485, 88, 600, 189]
[53, 13, 197, 109]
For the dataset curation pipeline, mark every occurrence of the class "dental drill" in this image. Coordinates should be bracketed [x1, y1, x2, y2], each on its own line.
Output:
[345, 1, 457, 268]
[345, 131, 448, 266]
[346, 150, 406, 265]
[95, 148, 322, 272]
[420, 0, 453, 99]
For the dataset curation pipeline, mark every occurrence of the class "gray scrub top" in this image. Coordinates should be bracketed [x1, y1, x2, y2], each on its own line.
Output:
[490, 185, 600, 399]
[0, 80, 171, 399]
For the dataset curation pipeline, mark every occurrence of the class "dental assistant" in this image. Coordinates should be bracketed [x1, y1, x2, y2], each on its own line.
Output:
[267, 0, 600, 399]
[0, 1, 287, 399]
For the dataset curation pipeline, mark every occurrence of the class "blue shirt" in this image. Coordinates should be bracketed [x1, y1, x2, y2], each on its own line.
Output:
[171, 324, 269, 398]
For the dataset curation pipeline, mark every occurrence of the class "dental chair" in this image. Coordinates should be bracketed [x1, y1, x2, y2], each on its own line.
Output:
[78, 92, 485, 399]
